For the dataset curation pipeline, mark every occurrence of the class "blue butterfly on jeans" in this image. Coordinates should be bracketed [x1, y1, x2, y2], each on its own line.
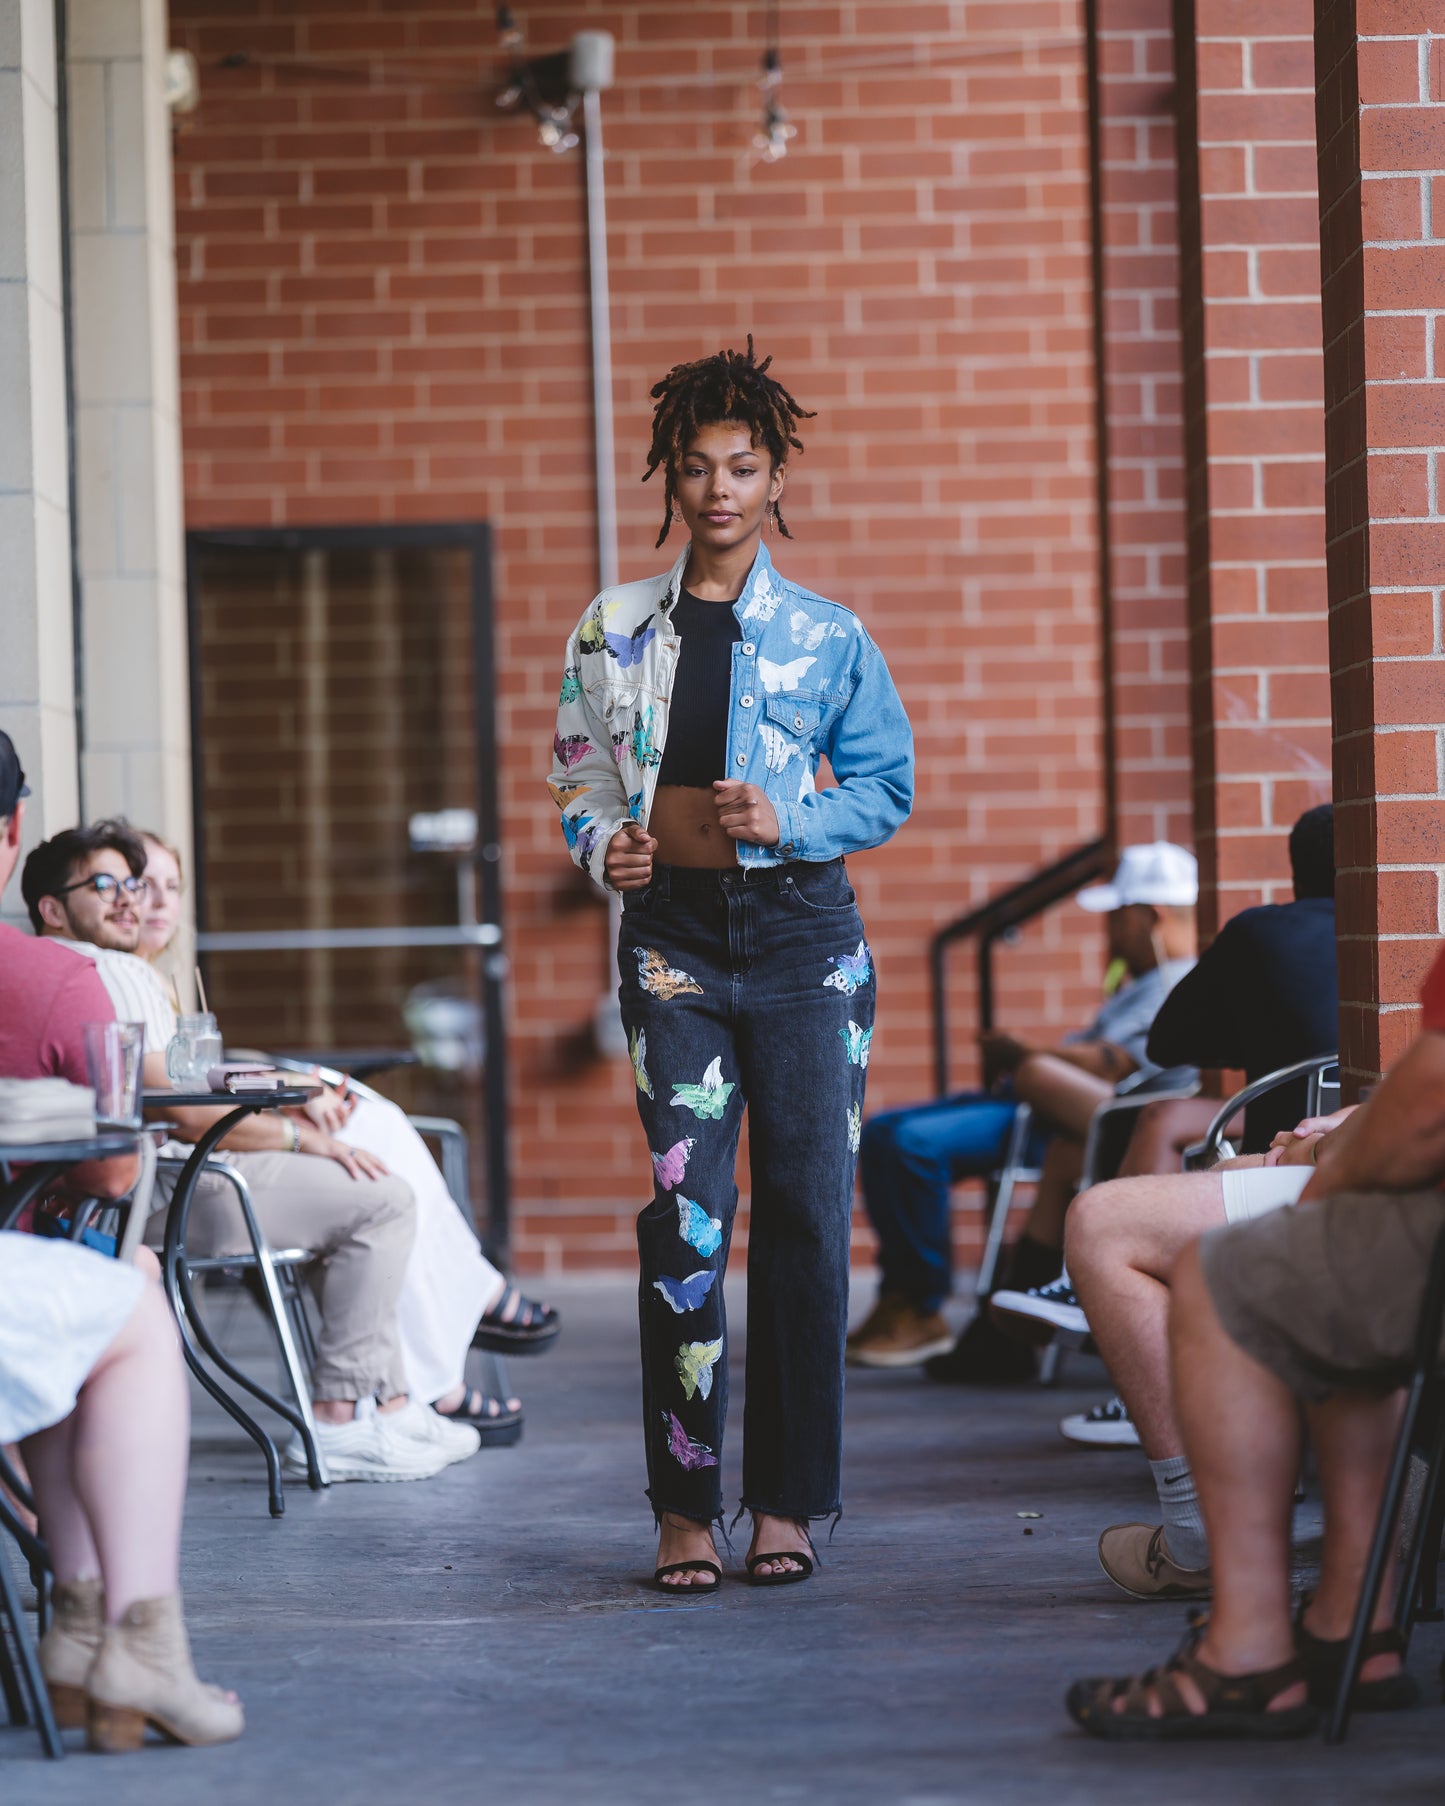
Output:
[652, 1270, 717, 1314]
[677, 1196, 723, 1258]
[824, 940, 872, 996]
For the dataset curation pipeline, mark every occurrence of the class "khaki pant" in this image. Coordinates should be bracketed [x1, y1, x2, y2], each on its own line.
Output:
[149, 1151, 415, 1402]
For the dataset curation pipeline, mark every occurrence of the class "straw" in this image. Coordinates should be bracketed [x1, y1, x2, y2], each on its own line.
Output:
[195, 965, 209, 1014]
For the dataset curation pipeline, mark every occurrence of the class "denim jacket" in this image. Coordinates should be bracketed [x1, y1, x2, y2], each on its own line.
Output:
[547, 542, 914, 889]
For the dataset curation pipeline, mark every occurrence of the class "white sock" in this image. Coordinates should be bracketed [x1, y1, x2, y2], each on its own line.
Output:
[1149, 1454, 1209, 1569]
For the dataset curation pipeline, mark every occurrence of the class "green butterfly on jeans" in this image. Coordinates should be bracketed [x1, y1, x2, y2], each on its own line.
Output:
[629, 1026, 653, 1099]
[675, 1337, 723, 1402]
[671, 1056, 734, 1121]
[847, 1103, 862, 1154]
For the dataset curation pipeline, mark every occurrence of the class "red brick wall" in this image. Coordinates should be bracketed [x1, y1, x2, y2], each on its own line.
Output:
[1314, 0, 1445, 1088]
[170, 2, 1110, 1270]
[1172, 0, 1334, 939]
[1090, 0, 1193, 849]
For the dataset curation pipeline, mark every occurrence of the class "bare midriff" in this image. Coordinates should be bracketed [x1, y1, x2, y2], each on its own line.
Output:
[648, 784, 739, 869]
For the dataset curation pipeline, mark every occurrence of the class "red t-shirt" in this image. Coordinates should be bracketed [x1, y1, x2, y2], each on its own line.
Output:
[1422, 944, 1445, 1034]
[0, 922, 116, 1084]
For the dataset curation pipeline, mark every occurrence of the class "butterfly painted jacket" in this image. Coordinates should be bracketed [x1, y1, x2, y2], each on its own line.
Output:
[547, 542, 914, 889]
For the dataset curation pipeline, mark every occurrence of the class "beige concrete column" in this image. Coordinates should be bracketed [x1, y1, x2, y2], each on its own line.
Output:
[0, 0, 79, 901]
[66, 0, 191, 859]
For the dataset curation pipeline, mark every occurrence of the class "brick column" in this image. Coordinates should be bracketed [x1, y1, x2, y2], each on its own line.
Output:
[1315, 0, 1445, 1086]
[1173, 0, 1334, 937]
[1088, 0, 1193, 849]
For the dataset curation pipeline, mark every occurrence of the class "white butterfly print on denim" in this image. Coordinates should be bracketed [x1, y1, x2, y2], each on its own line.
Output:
[758, 655, 816, 695]
[759, 723, 801, 773]
[789, 609, 847, 651]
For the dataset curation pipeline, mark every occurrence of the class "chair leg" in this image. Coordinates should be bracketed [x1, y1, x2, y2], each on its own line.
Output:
[1395, 1393, 1445, 1636]
[977, 1170, 1014, 1301]
[0, 1539, 63, 1758]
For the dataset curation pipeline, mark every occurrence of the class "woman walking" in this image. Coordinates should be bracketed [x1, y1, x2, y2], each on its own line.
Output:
[547, 340, 913, 1589]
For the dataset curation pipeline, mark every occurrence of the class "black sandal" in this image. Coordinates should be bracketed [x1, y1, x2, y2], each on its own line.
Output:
[745, 1520, 816, 1588]
[434, 1388, 523, 1447]
[652, 1559, 722, 1593]
[1296, 1617, 1420, 1712]
[472, 1283, 560, 1355]
[1066, 1618, 1318, 1741]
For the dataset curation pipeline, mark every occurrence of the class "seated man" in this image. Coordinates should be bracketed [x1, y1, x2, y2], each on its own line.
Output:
[1040, 809, 1341, 1592]
[847, 843, 1198, 1378]
[20, 818, 459, 1485]
[1065, 942, 1445, 1740]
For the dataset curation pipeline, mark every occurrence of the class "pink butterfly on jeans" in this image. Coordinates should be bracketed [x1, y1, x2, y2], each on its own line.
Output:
[663, 1410, 718, 1472]
[651, 1137, 696, 1191]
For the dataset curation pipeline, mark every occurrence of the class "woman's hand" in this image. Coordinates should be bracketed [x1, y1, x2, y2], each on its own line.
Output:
[295, 1078, 354, 1135]
[297, 1123, 389, 1181]
[605, 822, 657, 891]
[712, 781, 779, 846]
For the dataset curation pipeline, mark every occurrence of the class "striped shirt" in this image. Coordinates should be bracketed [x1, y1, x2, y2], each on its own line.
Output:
[49, 940, 178, 1054]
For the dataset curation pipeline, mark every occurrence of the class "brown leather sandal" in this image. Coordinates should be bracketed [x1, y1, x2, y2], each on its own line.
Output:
[1066, 1619, 1318, 1741]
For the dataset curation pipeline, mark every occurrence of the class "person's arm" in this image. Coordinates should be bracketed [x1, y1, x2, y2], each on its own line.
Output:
[980, 1030, 1136, 1087]
[547, 609, 637, 892]
[141, 1052, 387, 1179]
[1144, 923, 1242, 1070]
[768, 627, 914, 862]
[1298, 1031, 1445, 1202]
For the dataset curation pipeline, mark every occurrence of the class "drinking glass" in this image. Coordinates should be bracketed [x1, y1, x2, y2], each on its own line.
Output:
[83, 1021, 145, 1126]
[164, 1011, 224, 1089]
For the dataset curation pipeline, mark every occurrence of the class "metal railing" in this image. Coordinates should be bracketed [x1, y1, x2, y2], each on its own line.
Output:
[929, 839, 1112, 1098]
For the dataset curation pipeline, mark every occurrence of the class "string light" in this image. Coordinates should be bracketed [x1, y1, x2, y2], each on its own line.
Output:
[753, 9, 796, 163]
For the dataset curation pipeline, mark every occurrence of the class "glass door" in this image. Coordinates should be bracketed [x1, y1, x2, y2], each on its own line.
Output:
[185, 524, 509, 1255]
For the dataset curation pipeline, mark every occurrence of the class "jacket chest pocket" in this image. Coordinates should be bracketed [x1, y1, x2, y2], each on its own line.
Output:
[587, 680, 641, 724]
[764, 694, 826, 738]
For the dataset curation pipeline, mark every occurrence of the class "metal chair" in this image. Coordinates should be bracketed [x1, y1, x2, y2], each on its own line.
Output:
[1181, 1053, 1341, 1172]
[1325, 1218, 1445, 1742]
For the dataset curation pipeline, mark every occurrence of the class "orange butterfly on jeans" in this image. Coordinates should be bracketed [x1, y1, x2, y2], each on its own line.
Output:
[635, 947, 703, 1001]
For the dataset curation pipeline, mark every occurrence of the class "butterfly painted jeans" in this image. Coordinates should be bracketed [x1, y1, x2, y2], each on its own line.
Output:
[618, 857, 874, 1527]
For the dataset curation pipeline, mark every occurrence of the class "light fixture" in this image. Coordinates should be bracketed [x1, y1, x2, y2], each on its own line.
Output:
[753, 17, 796, 162]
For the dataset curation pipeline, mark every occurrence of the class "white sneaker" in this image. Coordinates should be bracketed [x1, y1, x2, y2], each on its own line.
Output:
[388, 1399, 482, 1466]
[283, 1397, 453, 1483]
[1060, 1394, 1140, 1448]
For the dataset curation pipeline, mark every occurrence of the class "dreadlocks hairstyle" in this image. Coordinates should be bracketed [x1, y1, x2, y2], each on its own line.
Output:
[643, 335, 815, 548]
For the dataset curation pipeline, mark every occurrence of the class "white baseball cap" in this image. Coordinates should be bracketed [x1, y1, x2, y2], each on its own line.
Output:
[1076, 842, 1199, 913]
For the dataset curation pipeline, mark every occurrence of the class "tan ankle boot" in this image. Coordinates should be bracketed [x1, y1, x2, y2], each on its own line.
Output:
[86, 1592, 244, 1752]
[38, 1577, 104, 1730]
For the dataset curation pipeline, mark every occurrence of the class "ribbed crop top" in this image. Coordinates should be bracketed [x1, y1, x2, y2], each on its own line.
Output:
[655, 588, 743, 789]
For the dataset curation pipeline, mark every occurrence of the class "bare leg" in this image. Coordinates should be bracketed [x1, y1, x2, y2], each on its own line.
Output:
[22, 1283, 187, 1621]
[1021, 1135, 1084, 1251]
[1167, 1244, 1302, 1704]
[1066, 1172, 1226, 1456]
[655, 1512, 720, 1588]
[1299, 1388, 1406, 1682]
[1117, 1097, 1219, 1179]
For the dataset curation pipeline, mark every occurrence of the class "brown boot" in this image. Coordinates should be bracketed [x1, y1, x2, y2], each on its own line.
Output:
[38, 1577, 104, 1730]
[86, 1592, 244, 1752]
[846, 1294, 953, 1368]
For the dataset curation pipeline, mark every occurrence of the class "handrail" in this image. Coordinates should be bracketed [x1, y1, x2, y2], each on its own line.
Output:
[930, 838, 1111, 1097]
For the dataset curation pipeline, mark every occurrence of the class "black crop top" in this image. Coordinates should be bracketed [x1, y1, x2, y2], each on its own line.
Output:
[655, 588, 743, 788]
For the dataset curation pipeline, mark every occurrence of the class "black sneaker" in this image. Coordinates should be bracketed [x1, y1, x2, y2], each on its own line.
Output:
[989, 1273, 1089, 1346]
[923, 1309, 1038, 1384]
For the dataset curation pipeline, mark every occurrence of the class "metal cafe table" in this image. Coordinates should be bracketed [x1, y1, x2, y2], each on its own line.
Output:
[143, 1084, 324, 1516]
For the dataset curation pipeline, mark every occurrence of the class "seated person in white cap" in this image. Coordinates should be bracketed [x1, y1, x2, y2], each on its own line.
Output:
[847, 843, 1198, 1380]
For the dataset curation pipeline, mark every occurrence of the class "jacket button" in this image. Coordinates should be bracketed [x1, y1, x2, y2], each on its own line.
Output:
[736, 754, 746, 767]
[794, 714, 804, 730]
[740, 694, 754, 708]
[742, 642, 755, 656]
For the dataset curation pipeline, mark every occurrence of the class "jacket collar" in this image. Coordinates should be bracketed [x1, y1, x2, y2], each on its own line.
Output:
[658, 540, 776, 616]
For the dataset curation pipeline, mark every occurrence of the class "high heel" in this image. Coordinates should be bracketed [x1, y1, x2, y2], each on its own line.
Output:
[85, 1592, 244, 1751]
[38, 1577, 104, 1730]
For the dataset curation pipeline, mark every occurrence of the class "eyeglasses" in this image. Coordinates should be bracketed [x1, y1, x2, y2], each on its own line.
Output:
[52, 874, 147, 902]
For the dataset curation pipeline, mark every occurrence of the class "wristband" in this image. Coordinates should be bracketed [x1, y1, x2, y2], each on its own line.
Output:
[283, 1117, 301, 1154]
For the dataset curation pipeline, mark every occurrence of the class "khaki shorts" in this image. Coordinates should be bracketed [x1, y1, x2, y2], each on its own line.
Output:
[1199, 1188, 1445, 1403]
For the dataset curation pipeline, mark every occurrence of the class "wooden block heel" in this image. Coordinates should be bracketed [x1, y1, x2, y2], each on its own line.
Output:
[88, 1702, 149, 1753]
[48, 1682, 88, 1731]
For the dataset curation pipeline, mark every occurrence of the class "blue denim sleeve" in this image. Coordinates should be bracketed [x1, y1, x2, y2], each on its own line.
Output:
[771, 628, 914, 861]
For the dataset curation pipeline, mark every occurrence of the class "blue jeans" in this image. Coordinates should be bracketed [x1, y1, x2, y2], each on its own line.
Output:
[858, 1092, 1020, 1313]
[618, 858, 873, 1526]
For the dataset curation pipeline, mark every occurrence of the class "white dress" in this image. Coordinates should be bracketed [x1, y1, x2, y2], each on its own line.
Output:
[335, 1092, 503, 1404]
[0, 1233, 144, 1442]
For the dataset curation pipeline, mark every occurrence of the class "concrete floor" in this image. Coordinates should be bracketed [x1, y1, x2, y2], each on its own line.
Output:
[3, 1275, 1443, 1803]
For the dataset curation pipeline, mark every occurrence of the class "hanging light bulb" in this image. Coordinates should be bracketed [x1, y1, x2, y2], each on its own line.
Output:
[753, 95, 796, 162]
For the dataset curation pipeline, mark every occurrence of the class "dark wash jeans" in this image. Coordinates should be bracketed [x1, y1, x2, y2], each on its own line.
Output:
[617, 858, 874, 1527]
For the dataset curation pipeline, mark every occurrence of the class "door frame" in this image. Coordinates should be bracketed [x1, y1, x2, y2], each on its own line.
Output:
[183, 521, 511, 1258]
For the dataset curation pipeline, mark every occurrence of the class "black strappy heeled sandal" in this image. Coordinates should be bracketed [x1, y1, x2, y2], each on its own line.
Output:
[652, 1513, 722, 1594]
[745, 1519, 816, 1588]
